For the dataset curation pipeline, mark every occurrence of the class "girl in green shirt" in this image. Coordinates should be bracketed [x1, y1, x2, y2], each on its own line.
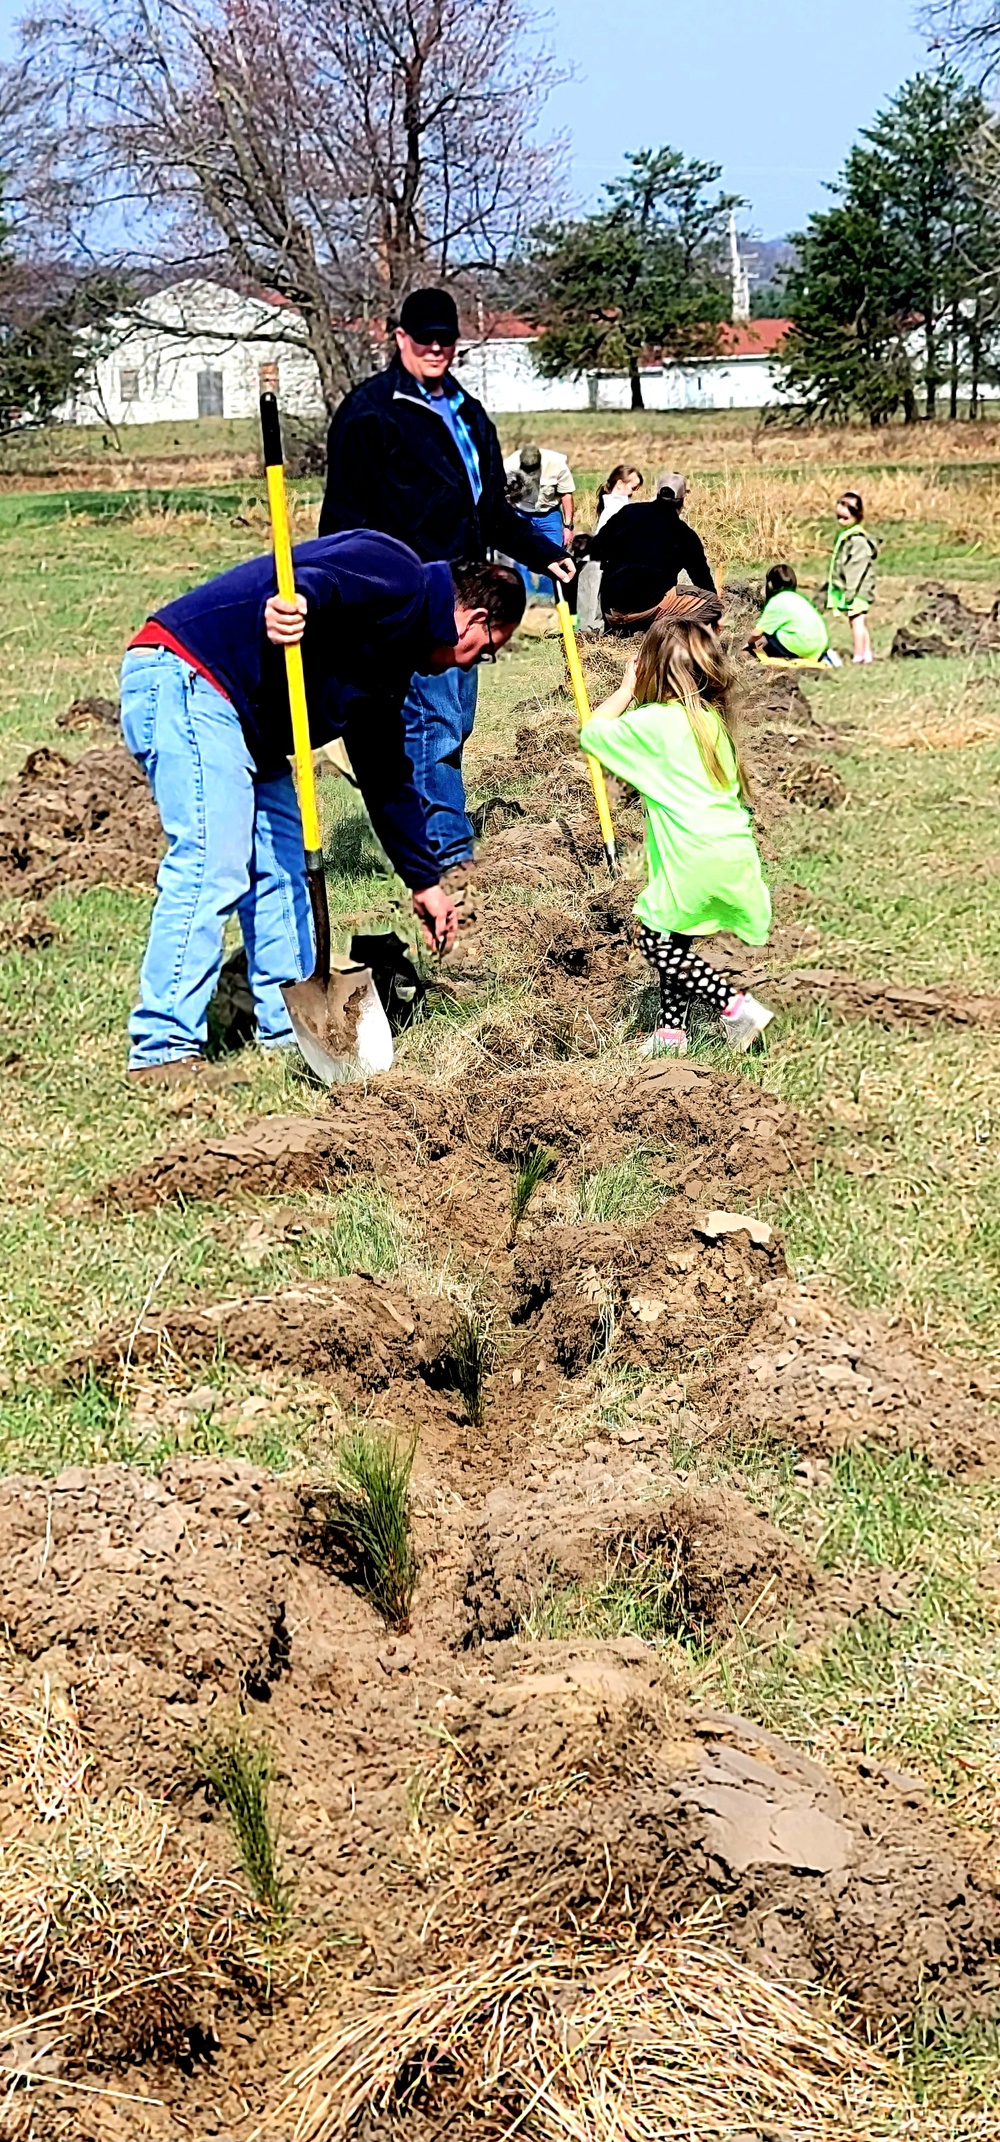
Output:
[828, 490, 878, 664]
[580, 587, 773, 1058]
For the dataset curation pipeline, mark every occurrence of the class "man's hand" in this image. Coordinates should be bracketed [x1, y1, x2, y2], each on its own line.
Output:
[549, 557, 575, 586]
[265, 592, 307, 645]
[413, 884, 459, 953]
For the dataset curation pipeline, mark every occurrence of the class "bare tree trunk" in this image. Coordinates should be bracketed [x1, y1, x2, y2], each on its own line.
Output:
[629, 359, 644, 410]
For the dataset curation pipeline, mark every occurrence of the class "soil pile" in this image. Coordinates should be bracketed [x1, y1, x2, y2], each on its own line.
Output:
[511, 1209, 784, 1374]
[0, 742, 162, 899]
[107, 1059, 815, 1222]
[735, 1287, 1000, 1472]
[464, 1476, 812, 1644]
[56, 694, 120, 733]
[444, 1659, 1000, 2021]
[891, 582, 1000, 660]
[771, 966, 1000, 1031]
[79, 1274, 456, 1404]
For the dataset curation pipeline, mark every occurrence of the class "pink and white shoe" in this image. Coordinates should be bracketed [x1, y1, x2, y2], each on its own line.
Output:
[640, 1025, 688, 1057]
[719, 991, 773, 1053]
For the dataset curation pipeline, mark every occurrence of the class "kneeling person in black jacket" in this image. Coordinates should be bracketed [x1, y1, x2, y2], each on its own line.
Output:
[589, 471, 714, 627]
[121, 534, 524, 1079]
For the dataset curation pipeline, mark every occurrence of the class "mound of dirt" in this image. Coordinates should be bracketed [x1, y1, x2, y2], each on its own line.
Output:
[772, 967, 1000, 1030]
[473, 816, 586, 892]
[0, 1460, 295, 1792]
[0, 906, 59, 953]
[891, 582, 1000, 660]
[78, 1274, 456, 1401]
[464, 1478, 812, 1645]
[108, 1061, 814, 1224]
[0, 742, 162, 899]
[735, 1289, 1000, 1473]
[512, 1209, 784, 1375]
[446, 1661, 1000, 2021]
[56, 694, 120, 732]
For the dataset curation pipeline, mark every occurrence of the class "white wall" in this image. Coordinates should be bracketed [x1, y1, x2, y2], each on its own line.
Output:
[70, 281, 325, 428]
[454, 337, 782, 415]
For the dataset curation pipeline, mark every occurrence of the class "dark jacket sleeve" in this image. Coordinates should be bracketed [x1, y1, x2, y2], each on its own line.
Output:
[477, 420, 568, 571]
[588, 515, 622, 565]
[681, 523, 716, 593]
[319, 397, 385, 538]
[345, 702, 439, 890]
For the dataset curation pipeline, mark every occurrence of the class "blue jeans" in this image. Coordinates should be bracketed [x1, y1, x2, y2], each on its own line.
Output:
[121, 646, 314, 1067]
[512, 507, 564, 603]
[401, 664, 479, 873]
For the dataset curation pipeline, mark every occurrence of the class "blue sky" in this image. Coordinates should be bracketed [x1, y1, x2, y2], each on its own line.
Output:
[0, 0, 934, 240]
[546, 0, 933, 235]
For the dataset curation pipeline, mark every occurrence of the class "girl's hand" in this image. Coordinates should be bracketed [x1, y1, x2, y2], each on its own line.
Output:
[622, 656, 638, 699]
[265, 592, 307, 644]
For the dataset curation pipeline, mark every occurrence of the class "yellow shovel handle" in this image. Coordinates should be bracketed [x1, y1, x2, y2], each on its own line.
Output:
[555, 592, 617, 862]
[260, 390, 322, 860]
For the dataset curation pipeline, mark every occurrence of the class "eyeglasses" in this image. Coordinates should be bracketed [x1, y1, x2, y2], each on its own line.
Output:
[476, 615, 497, 666]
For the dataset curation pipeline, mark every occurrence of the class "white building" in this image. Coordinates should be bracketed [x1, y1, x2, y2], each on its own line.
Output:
[68, 279, 325, 428]
[66, 278, 790, 425]
[453, 316, 790, 413]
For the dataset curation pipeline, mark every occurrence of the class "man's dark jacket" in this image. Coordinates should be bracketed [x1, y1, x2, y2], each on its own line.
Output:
[319, 357, 566, 573]
[148, 531, 455, 888]
[590, 499, 715, 617]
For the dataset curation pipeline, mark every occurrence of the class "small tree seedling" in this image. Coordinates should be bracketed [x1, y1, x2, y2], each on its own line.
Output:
[329, 1427, 420, 1631]
[193, 1728, 290, 1925]
[509, 1145, 556, 1244]
[446, 1308, 495, 1428]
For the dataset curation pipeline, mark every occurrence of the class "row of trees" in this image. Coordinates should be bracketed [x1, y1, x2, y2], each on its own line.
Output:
[781, 67, 1000, 424]
[1, 0, 999, 425]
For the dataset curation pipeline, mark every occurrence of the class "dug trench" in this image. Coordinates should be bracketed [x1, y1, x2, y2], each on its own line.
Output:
[10, 650, 1000, 2134]
[3, 1440, 1000, 2139]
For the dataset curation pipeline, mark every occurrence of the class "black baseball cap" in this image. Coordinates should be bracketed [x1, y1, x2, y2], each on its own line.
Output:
[398, 288, 459, 343]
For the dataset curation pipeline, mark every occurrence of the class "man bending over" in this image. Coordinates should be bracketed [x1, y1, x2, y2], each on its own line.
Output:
[121, 534, 524, 1081]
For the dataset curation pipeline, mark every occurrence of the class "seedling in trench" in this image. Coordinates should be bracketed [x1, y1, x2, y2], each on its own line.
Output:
[509, 1145, 556, 1244]
[329, 1427, 420, 1631]
[193, 1727, 290, 1925]
[446, 1308, 495, 1429]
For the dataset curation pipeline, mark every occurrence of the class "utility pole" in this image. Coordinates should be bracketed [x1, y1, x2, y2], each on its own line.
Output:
[729, 210, 750, 323]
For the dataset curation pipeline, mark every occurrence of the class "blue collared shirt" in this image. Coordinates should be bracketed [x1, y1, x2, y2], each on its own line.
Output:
[415, 378, 483, 504]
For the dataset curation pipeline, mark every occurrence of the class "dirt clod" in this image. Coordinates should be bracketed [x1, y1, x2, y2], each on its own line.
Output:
[0, 742, 162, 899]
[891, 582, 1000, 659]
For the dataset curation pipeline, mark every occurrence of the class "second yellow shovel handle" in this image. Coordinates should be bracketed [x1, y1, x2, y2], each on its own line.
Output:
[555, 593, 617, 859]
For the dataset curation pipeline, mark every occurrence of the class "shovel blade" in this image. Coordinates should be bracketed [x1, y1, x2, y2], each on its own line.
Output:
[282, 958, 394, 1084]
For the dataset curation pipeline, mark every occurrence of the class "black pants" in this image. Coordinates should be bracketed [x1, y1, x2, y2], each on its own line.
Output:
[639, 926, 736, 1028]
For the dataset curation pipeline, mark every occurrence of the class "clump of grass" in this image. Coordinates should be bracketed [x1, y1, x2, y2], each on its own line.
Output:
[509, 1145, 556, 1243]
[526, 1537, 689, 1645]
[445, 1308, 495, 1428]
[191, 1726, 290, 1925]
[577, 1149, 663, 1225]
[328, 1427, 420, 1630]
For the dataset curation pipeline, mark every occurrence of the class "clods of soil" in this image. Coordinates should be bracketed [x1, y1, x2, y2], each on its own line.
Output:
[0, 742, 162, 899]
[891, 582, 1000, 659]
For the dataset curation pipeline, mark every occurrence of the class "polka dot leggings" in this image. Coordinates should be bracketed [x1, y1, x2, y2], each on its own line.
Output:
[639, 926, 737, 1029]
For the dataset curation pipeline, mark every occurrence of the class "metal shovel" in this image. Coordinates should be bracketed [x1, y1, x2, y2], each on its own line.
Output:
[258, 367, 393, 1081]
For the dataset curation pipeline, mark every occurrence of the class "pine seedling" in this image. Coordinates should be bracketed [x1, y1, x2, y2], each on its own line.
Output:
[509, 1145, 556, 1244]
[330, 1428, 420, 1631]
[446, 1308, 495, 1428]
[193, 1728, 290, 1925]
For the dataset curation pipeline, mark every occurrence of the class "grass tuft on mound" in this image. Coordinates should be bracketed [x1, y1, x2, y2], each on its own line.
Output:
[193, 1726, 290, 1926]
[326, 1427, 421, 1632]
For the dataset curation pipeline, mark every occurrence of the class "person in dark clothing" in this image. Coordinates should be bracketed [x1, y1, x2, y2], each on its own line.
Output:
[120, 532, 525, 1078]
[589, 471, 715, 626]
[320, 287, 573, 876]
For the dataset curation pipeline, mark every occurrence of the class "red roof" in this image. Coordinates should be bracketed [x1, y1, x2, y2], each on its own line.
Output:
[719, 319, 791, 356]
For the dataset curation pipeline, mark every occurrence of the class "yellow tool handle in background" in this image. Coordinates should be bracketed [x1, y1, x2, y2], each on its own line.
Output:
[555, 591, 618, 873]
[259, 381, 323, 861]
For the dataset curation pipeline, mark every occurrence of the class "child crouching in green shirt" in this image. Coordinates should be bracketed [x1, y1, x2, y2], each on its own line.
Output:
[750, 562, 840, 666]
[580, 588, 772, 1057]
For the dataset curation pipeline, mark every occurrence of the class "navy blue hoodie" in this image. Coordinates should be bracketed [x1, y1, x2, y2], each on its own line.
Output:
[145, 531, 456, 889]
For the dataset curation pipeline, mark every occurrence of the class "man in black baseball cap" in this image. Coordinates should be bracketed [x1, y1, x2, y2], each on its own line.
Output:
[321, 286, 573, 884]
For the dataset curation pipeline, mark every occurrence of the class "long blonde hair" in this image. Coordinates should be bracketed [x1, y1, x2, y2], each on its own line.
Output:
[632, 591, 746, 795]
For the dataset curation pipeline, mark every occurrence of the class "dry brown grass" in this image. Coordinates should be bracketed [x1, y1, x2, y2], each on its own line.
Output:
[0, 1672, 275, 2073]
[262, 1932, 980, 2142]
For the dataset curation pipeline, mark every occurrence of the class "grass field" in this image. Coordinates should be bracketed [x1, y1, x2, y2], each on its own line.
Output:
[4, 409, 1000, 2119]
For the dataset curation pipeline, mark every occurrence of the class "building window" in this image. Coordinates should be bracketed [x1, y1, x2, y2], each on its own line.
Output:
[119, 368, 139, 404]
[197, 369, 224, 418]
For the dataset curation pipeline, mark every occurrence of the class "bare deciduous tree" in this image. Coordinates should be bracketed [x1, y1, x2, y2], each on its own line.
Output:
[8, 0, 564, 406]
[925, 1, 1000, 81]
